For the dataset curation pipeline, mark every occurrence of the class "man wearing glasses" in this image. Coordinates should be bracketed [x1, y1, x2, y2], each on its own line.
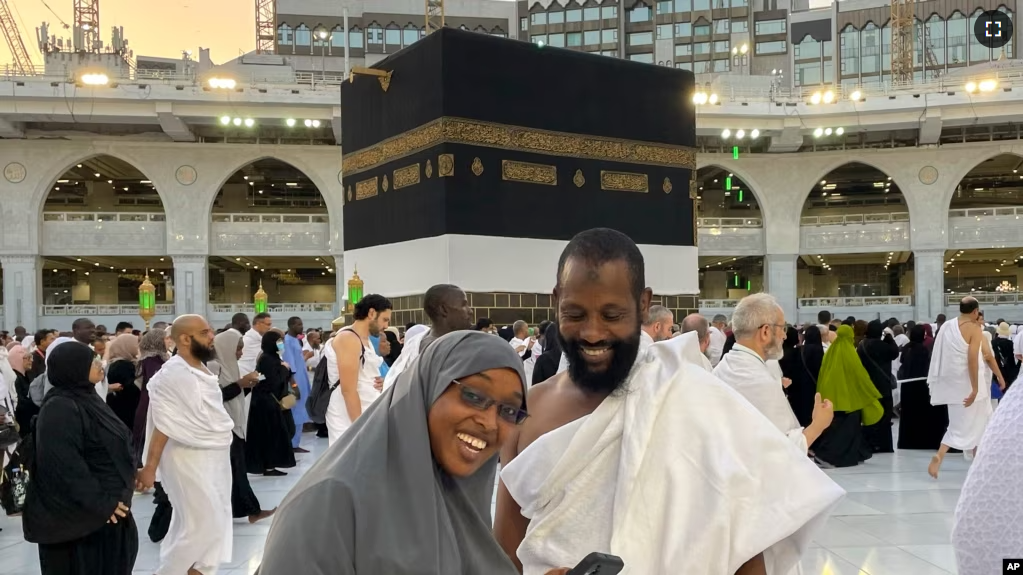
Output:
[713, 292, 834, 452]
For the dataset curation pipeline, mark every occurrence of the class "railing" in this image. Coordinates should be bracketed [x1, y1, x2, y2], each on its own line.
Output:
[211, 213, 329, 224]
[699, 299, 741, 308]
[697, 217, 763, 228]
[948, 206, 1023, 219]
[800, 212, 909, 226]
[41, 304, 175, 316]
[43, 212, 166, 222]
[209, 303, 335, 314]
[945, 292, 1023, 306]
[1, 65, 343, 90]
[798, 296, 913, 307]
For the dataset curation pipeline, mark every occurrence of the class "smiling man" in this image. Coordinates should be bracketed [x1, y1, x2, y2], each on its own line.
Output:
[494, 228, 843, 575]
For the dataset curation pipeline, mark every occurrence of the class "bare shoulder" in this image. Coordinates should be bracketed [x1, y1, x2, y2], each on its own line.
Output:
[517, 372, 574, 453]
[961, 321, 982, 339]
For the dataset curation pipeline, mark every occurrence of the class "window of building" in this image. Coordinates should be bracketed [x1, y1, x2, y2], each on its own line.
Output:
[313, 27, 329, 47]
[794, 35, 820, 59]
[755, 40, 786, 54]
[277, 24, 293, 45]
[584, 30, 601, 44]
[713, 58, 730, 71]
[947, 12, 967, 64]
[713, 40, 729, 52]
[521, 17, 528, 31]
[694, 60, 711, 73]
[584, 7, 601, 20]
[548, 32, 566, 47]
[657, 24, 673, 39]
[602, 28, 617, 43]
[694, 41, 710, 54]
[675, 43, 693, 56]
[532, 34, 548, 45]
[349, 27, 364, 48]
[675, 22, 692, 36]
[602, 6, 618, 19]
[714, 19, 729, 33]
[794, 60, 821, 86]
[823, 59, 833, 83]
[403, 25, 420, 46]
[601, 50, 618, 57]
[491, 26, 508, 38]
[695, 23, 710, 35]
[658, 0, 674, 14]
[925, 15, 946, 67]
[998, 6, 1014, 59]
[385, 26, 401, 45]
[969, 8, 993, 63]
[754, 19, 786, 35]
[881, 23, 891, 75]
[295, 24, 311, 46]
[732, 0, 748, 6]
[549, 11, 565, 24]
[531, 12, 547, 25]
[567, 9, 582, 22]
[629, 5, 652, 22]
[693, 0, 709, 9]
[330, 26, 344, 48]
[839, 25, 858, 75]
[859, 22, 879, 73]
[732, 19, 748, 33]
[822, 39, 833, 57]
[676, 61, 692, 70]
[630, 52, 655, 63]
[630, 31, 654, 45]
[675, 0, 692, 10]
[568, 32, 583, 47]
[367, 24, 383, 45]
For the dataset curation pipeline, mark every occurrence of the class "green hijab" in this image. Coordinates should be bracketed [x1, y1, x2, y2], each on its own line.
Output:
[817, 324, 883, 425]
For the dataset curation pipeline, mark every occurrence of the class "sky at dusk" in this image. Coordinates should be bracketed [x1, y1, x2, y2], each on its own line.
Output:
[4, 0, 255, 67]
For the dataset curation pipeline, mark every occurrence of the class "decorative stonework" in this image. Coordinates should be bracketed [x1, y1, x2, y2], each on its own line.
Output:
[501, 160, 557, 185]
[3, 162, 25, 183]
[175, 165, 197, 186]
[918, 165, 938, 185]
[600, 170, 649, 193]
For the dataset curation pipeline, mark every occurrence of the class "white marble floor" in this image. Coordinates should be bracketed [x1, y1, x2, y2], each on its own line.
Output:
[0, 433, 967, 575]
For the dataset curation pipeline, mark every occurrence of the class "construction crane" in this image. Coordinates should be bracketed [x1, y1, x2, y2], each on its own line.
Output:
[426, 0, 444, 35]
[255, 0, 275, 53]
[74, 0, 99, 51]
[890, 0, 915, 84]
[0, 0, 34, 74]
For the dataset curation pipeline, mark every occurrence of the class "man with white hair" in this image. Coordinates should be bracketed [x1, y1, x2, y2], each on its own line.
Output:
[713, 293, 834, 452]
[708, 314, 728, 367]
[680, 313, 714, 370]
[641, 305, 674, 351]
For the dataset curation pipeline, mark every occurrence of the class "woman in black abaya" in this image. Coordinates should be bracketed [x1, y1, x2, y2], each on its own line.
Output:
[788, 326, 824, 428]
[245, 331, 297, 476]
[897, 325, 948, 450]
[24, 342, 138, 575]
[858, 320, 899, 453]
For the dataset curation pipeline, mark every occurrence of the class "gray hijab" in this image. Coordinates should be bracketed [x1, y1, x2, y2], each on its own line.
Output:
[258, 330, 526, 575]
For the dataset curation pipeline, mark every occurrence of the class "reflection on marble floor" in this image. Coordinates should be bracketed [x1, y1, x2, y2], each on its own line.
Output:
[0, 430, 966, 575]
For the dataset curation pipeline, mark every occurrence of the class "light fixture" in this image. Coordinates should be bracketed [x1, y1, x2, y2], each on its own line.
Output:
[219, 116, 231, 125]
[824, 128, 833, 136]
[208, 77, 237, 90]
[740, 43, 748, 54]
[811, 91, 822, 104]
[312, 119, 322, 128]
[965, 81, 977, 93]
[735, 129, 745, 139]
[979, 79, 998, 92]
[822, 90, 835, 104]
[80, 73, 109, 86]
[244, 118, 255, 127]
[750, 129, 760, 139]
[708, 93, 718, 105]
[836, 127, 845, 136]
[850, 90, 862, 101]
[232, 117, 242, 126]
[286, 118, 296, 127]
[813, 127, 824, 138]
[692, 92, 708, 105]
[721, 128, 731, 139]
[304, 119, 314, 127]
[94, 173, 101, 177]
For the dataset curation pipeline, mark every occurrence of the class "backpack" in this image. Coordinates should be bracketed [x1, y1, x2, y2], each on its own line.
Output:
[27, 373, 49, 408]
[305, 330, 364, 424]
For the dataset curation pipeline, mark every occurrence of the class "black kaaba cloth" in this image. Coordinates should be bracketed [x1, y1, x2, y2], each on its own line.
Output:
[341, 27, 697, 251]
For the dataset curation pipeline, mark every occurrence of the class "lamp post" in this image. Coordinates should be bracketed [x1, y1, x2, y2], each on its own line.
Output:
[346, 266, 364, 313]
[138, 270, 156, 330]
[254, 281, 268, 314]
[316, 29, 329, 76]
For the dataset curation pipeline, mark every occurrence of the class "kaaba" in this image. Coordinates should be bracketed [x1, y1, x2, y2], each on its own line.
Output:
[340, 28, 699, 328]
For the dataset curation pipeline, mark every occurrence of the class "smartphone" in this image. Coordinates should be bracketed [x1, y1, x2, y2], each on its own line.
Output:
[567, 552, 624, 575]
[528, 327, 535, 337]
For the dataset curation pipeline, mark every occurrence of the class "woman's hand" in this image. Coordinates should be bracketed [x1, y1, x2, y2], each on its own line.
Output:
[107, 501, 129, 524]
[108, 383, 123, 393]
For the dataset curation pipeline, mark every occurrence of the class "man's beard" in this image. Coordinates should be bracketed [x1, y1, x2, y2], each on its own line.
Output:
[766, 334, 783, 360]
[191, 339, 217, 363]
[557, 319, 642, 395]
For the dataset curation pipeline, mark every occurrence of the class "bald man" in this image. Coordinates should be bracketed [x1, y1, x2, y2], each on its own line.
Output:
[137, 315, 235, 575]
[680, 314, 714, 371]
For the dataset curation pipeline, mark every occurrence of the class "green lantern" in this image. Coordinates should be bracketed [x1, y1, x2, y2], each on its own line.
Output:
[138, 270, 156, 330]
[254, 281, 268, 314]
[346, 266, 364, 313]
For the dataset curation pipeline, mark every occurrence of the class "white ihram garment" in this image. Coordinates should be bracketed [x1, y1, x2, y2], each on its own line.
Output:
[325, 333, 383, 445]
[509, 337, 539, 385]
[145, 355, 234, 575]
[714, 344, 808, 452]
[382, 328, 428, 390]
[929, 319, 992, 451]
[501, 333, 844, 575]
[707, 325, 727, 367]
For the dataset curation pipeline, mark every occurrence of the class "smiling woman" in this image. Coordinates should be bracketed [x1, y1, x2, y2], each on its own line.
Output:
[258, 330, 528, 575]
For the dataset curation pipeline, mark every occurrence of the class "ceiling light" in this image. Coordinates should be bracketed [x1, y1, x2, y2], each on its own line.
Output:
[811, 91, 822, 104]
[965, 81, 977, 93]
[244, 118, 255, 127]
[232, 117, 242, 126]
[286, 118, 296, 127]
[94, 173, 101, 177]
[312, 119, 322, 128]
[750, 129, 760, 139]
[835, 127, 844, 136]
[77, 164, 82, 168]
[721, 128, 731, 139]
[813, 127, 824, 138]
[304, 119, 313, 127]
[219, 116, 231, 125]
[820, 180, 827, 185]
[850, 90, 862, 101]
[708, 93, 718, 105]
[823, 90, 835, 103]
[824, 128, 832, 136]
[735, 129, 745, 139]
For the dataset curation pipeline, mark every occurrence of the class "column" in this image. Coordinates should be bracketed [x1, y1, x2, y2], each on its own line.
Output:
[913, 249, 945, 322]
[172, 255, 209, 317]
[333, 254, 345, 317]
[0, 255, 40, 331]
[764, 253, 798, 323]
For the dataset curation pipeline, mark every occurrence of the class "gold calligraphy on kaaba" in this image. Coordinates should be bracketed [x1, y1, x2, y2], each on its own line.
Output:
[502, 160, 557, 185]
[355, 177, 378, 200]
[341, 117, 696, 176]
[600, 171, 649, 193]
[393, 164, 421, 189]
[438, 154, 454, 177]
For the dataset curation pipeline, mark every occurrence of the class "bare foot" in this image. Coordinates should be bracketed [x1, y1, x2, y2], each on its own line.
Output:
[928, 455, 942, 479]
[249, 508, 277, 524]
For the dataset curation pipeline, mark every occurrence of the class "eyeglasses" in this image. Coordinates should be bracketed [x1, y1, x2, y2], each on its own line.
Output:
[452, 379, 529, 425]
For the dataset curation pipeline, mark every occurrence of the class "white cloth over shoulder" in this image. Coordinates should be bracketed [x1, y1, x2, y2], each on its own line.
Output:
[325, 333, 383, 445]
[145, 355, 234, 575]
[510, 337, 538, 385]
[707, 325, 727, 367]
[502, 334, 844, 575]
[238, 329, 262, 376]
[714, 344, 807, 452]
[382, 329, 427, 390]
[929, 318, 974, 406]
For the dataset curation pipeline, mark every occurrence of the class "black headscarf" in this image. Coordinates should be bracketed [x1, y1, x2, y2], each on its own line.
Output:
[866, 319, 884, 339]
[541, 322, 562, 355]
[801, 326, 825, 382]
[261, 331, 282, 355]
[721, 332, 736, 356]
[909, 325, 925, 345]
[384, 331, 402, 366]
[784, 326, 799, 351]
[497, 326, 514, 342]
